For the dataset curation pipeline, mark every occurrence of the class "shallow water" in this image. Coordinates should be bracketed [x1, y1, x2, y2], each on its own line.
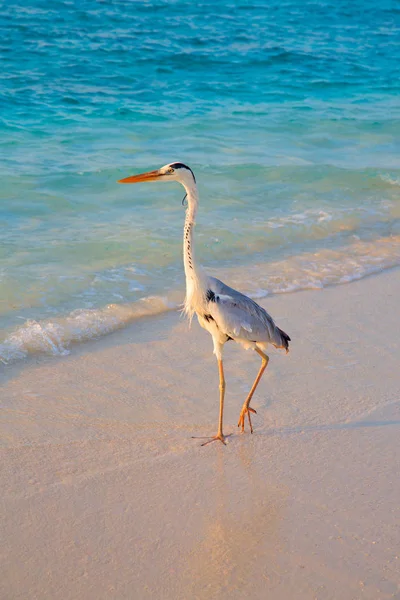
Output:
[1, 0, 400, 361]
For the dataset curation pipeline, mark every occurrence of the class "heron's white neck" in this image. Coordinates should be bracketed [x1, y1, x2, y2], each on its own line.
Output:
[182, 179, 206, 320]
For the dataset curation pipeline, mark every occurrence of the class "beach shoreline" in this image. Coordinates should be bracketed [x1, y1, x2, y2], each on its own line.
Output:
[1, 268, 399, 599]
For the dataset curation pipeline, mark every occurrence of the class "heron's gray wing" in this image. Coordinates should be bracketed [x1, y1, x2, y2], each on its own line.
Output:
[207, 277, 287, 347]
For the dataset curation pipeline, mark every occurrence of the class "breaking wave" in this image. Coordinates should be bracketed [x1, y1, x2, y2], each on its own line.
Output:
[1, 234, 399, 364]
[0, 296, 176, 364]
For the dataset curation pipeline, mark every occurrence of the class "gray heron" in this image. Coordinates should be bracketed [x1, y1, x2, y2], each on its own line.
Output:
[118, 162, 290, 445]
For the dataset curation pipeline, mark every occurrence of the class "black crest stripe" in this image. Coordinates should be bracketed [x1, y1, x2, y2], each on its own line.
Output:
[170, 162, 196, 183]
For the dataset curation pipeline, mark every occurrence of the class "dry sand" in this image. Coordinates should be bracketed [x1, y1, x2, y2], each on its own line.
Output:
[1, 269, 399, 599]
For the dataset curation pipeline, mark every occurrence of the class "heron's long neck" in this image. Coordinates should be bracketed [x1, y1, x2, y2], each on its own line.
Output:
[182, 181, 205, 319]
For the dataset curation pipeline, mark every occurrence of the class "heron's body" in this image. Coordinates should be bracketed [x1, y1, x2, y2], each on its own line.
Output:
[119, 162, 290, 445]
[197, 276, 290, 354]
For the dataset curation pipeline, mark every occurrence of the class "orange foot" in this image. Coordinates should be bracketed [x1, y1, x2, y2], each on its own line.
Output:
[237, 406, 257, 433]
[192, 433, 229, 446]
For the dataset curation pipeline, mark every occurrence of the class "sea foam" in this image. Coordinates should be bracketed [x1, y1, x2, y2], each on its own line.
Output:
[1, 235, 399, 364]
[0, 296, 176, 364]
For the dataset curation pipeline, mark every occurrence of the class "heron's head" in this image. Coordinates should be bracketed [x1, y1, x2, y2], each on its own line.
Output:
[118, 162, 196, 187]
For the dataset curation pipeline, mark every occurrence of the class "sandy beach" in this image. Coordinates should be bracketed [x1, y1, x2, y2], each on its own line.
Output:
[1, 269, 399, 599]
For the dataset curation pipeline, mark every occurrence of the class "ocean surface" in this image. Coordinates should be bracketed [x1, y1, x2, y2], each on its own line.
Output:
[1, 0, 400, 362]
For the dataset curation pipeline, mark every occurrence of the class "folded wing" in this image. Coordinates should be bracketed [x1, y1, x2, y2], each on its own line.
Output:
[206, 277, 290, 350]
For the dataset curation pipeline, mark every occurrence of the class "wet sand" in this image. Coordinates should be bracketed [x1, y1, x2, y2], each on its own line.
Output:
[1, 269, 399, 599]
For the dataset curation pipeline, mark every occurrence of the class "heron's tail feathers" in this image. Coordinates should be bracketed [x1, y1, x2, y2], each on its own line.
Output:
[277, 327, 291, 353]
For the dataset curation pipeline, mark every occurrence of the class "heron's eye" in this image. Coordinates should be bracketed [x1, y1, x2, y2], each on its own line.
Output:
[168, 168, 174, 174]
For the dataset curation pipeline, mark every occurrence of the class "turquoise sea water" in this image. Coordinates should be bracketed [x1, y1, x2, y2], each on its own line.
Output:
[1, 0, 400, 361]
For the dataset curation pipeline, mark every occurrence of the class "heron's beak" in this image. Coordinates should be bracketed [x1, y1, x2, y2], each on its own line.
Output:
[118, 169, 162, 184]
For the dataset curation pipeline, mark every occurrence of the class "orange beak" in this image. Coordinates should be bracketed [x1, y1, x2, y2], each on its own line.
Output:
[118, 169, 162, 184]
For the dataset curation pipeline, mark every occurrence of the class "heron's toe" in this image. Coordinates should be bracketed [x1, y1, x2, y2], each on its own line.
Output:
[238, 406, 257, 433]
[192, 433, 229, 446]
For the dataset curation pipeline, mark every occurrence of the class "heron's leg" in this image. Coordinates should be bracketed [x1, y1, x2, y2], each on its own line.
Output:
[193, 359, 227, 446]
[238, 348, 269, 434]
